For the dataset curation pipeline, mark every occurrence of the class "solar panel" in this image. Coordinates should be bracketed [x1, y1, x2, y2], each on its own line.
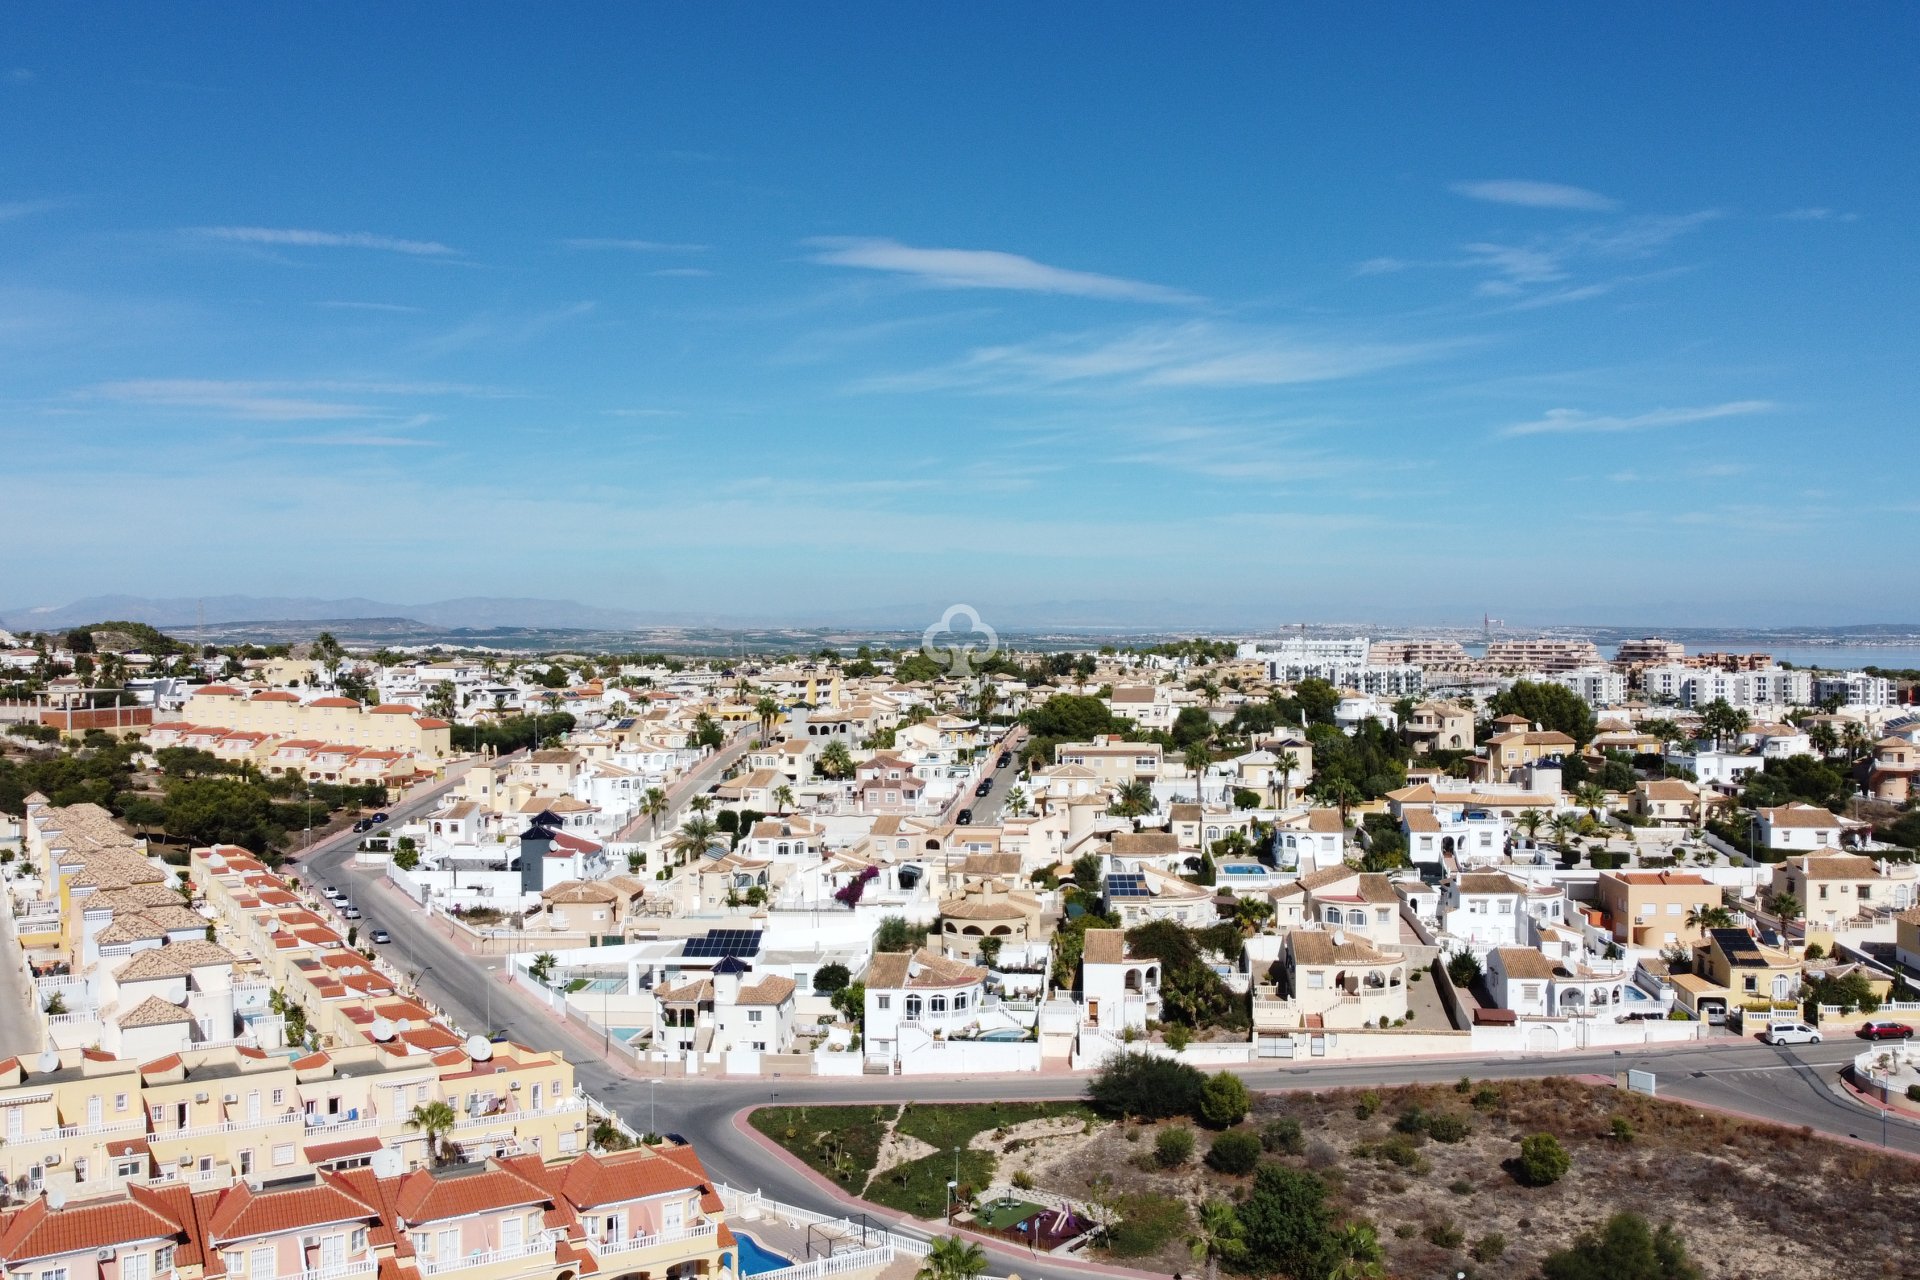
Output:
[682, 929, 763, 958]
[1106, 873, 1149, 898]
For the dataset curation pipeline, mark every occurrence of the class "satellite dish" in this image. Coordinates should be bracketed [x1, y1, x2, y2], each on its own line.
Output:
[1331, 930, 1346, 947]
[369, 1018, 395, 1042]
[371, 1148, 404, 1178]
[265, 919, 281, 934]
[206, 853, 228, 872]
[465, 1035, 493, 1061]
[37, 1049, 59, 1074]
[46, 1187, 65, 1210]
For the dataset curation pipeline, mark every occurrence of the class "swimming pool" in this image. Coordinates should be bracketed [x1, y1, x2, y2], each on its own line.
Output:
[735, 1232, 794, 1275]
[1219, 863, 1268, 877]
[975, 1028, 1027, 1041]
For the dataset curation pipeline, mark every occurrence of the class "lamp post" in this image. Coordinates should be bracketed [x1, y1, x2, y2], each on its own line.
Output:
[649, 1078, 658, 1139]
[945, 1179, 957, 1223]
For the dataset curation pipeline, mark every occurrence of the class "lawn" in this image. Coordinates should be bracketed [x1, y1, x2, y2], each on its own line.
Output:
[893, 1099, 1090, 1149]
[748, 1104, 894, 1189]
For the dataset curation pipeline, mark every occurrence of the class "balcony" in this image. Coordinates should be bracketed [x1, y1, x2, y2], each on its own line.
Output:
[583, 1219, 718, 1259]
[451, 1098, 584, 1132]
[280, 1259, 378, 1280]
[419, 1230, 562, 1276]
[163, 1111, 306, 1142]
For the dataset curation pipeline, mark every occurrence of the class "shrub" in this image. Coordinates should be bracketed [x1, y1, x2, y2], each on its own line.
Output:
[1454, 1075, 1472, 1094]
[1474, 1232, 1509, 1262]
[1425, 1112, 1471, 1144]
[1394, 1106, 1428, 1136]
[1205, 1129, 1262, 1175]
[1424, 1220, 1465, 1249]
[1540, 1212, 1697, 1280]
[1238, 1165, 1335, 1280]
[1199, 1072, 1253, 1128]
[1154, 1124, 1195, 1169]
[1802, 941, 1825, 959]
[1906, 1084, 1920, 1103]
[1354, 1090, 1382, 1119]
[1105, 1193, 1188, 1259]
[1088, 1052, 1205, 1120]
[1471, 1086, 1500, 1111]
[1260, 1117, 1304, 1155]
[1610, 1115, 1635, 1142]
[1164, 1022, 1193, 1051]
[1376, 1133, 1426, 1169]
[1011, 1170, 1035, 1190]
[1448, 1178, 1474, 1196]
[1516, 1133, 1572, 1187]
[1445, 949, 1482, 987]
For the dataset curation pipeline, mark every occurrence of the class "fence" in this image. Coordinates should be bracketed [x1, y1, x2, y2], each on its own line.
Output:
[755, 1246, 896, 1280]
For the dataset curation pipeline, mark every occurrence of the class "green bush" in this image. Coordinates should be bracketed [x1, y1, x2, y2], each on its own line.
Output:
[1198, 1072, 1253, 1128]
[1088, 1052, 1205, 1121]
[1906, 1084, 1920, 1103]
[1471, 1086, 1500, 1111]
[1376, 1133, 1426, 1169]
[1516, 1133, 1572, 1187]
[1260, 1117, 1304, 1154]
[1394, 1106, 1428, 1135]
[1425, 1220, 1465, 1249]
[1474, 1232, 1508, 1262]
[1154, 1124, 1195, 1169]
[1354, 1090, 1382, 1119]
[1205, 1129, 1262, 1175]
[1424, 1112, 1471, 1144]
[1610, 1115, 1635, 1142]
[1105, 1193, 1189, 1259]
[1540, 1212, 1698, 1280]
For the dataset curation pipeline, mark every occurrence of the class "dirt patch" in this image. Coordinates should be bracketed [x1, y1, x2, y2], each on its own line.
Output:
[873, 1124, 937, 1177]
[969, 1114, 1103, 1182]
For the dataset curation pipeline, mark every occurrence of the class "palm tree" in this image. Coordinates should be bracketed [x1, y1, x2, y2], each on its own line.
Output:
[1275, 749, 1299, 807]
[916, 1236, 987, 1280]
[1516, 809, 1546, 849]
[1686, 904, 1736, 932]
[973, 681, 999, 725]
[407, 1100, 458, 1166]
[667, 816, 720, 865]
[819, 740, 855, 780]
[1328, 1221, 1386, 1280]
[1186, 1198, 1245, 1280]
[753, 695, 781, 742]
[1184, 744, 1211, 802]
[771, 784, 794, 814]
[1809, 721, 1839, 757]
[1311, 778, 1362, 826]
[641, 787, 669, 836]
[1109, 779, 1155, 818]
[1232, 897, 1275, 936]
[1006, 785, 1027, 815]
[688, 795, 713, 816]
[1767, 890, 1804, 941]
[1575, 781, 1608, 819]
[1841, 721, 1869, 763]
[1549, 811, 1580, 851]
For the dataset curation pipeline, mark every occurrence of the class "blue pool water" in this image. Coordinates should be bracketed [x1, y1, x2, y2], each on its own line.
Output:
[976, 1028, 1026, 1041]
[736, 1233, 794, 1275]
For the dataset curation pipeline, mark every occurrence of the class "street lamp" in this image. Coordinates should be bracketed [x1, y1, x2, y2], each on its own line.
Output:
[649, 1078, 658, 1139]
[945, 1179, 957, 1223]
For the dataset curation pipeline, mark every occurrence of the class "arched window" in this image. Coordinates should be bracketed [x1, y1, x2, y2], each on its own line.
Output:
[904, 995, 922, 1019]
[930, 996, 948, 1015]
[1347, 909, 1368, 926]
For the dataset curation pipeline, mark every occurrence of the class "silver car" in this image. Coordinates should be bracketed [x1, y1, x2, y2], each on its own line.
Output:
[1761, 1022, 1821, 1045]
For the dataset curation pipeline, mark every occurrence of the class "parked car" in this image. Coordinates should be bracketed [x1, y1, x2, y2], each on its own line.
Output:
[956, 808, 973, 825]
[1858, 1020, 1915, 1041]
[975, 779, 992, 796]
[352, 819, 372, 833]
[322, 885, 344, 901]
[370, 812, 390, 824]
[1761, 1022, 1822, 1045]
[370, 929, 391, 944]
[998, 752, 1013, 768]
[341, 905, 362, 920]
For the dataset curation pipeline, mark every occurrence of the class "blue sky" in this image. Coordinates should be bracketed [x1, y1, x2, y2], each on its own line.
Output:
[3, 6, 1915, 628]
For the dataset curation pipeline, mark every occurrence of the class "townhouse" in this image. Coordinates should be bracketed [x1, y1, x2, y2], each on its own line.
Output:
[1593, 871, 1725, 950]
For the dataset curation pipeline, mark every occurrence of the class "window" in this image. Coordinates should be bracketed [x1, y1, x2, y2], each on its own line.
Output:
[1307, 972, 1325, 989]
[156, 1248, 174, 1275]
[115, 1092, 129, 1111]
[273, 1144, 295, 1167]
[38, 1268, 67, 1280]
[954, 993, 968, 1010]
[272, 1088, 285, 1105]
[1666, 903, 1682, 915]
[73, 1157, 87, 1183]
[151, 1104, 166, 1122]
[1522, 984, 1540, 1000]
[249, 1247, 274, 1280]
[436, 1229, 458, 1261]
[876, 995, 891, 1010]
[351, 1229, 368, 1254]
[747, 1009, 762, 1022]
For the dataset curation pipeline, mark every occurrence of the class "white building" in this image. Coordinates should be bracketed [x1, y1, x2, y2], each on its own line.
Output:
[1813, 672, 1896, 710]
[1641, 664, 1812, 709]
[1532, 665, 1627, 707]
[862, 948, 989, 1057]
[1080, 928, 1161, 1032]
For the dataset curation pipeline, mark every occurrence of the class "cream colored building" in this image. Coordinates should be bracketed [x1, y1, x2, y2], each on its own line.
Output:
[179, 687, 452, 759]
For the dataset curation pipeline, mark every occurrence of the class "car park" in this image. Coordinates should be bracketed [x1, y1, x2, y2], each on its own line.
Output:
[1761, 1022, 1822, 1045]
[1858, 1020, 1915, 1041]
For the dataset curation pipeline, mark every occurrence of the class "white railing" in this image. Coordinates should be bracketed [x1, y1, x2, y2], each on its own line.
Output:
[47, 1011, 101, 1026]
[279, 1259, 378, 1280]
[420, 1231, 562, 1276]
[301, 1113, 379, 1136]
[584, 1219, 717, 1257]
[755, 1245, 895, 1280]
[167, 1111, 305, 1141]
[34, 1119, 142, 1141]
[452, 1098, 585, 1131]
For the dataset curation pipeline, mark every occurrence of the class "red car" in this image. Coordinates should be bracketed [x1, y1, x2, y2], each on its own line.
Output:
[1857, 1020, 1915, 1041]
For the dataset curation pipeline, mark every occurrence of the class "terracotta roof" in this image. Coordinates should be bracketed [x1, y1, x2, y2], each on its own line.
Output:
[865, 948, 985, 991]
[1455, 873, 1525, 895]
[1111, 831, 1179, 856]
[1760, 804, 1841, 829]
[1289, 929, 1400, 966]
[556, 1148, 708, 1209]
[118, 995, 194, 1028]
[1795, 854, 1878, 880]
[0, 1196, 179, 1263]
[393, 1165, 548, 1224]
[205, 1179, 377, 1244]
[736, 976, 796, 1007]
[1492, 947, 1559, 981]
[1082, 929, 1126, 965]
[305, 1136, 386, 1165]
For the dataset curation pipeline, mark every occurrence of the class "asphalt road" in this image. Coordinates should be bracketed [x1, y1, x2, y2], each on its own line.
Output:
[291, 734, 1920, 1280]
[953, 728, 1027, 827]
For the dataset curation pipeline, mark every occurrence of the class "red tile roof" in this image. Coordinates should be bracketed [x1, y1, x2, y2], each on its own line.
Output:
[0, 1196, 179, 1263]
[392, 1166, 548, 1224]
[204, 1179, 377, 1244]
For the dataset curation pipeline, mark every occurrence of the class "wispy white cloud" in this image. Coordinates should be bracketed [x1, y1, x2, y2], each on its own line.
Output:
[1462, 212, 1719, 303]
[1353, 257, 1411, 276]
[282, 432, 438, 447]
[561, 237, 709, 252]
[86, 378, 484, 422]
[1450, 179, 1618, 211]
[649, 267, 713, 278]
[0, 198, 66, 223]
[1779, 207, 1859, 222]
[411, 301, 596, 357]
[316, 300, 424, 313]
[806, 237, 1200, 305]
[195, 226, 456, 256]
[860, 322, 1455, 394]
[1500, 399, 1773, 438]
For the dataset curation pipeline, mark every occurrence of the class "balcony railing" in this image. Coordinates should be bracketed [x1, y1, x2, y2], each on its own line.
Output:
[163, 1111, 306, 1141]
[419, 1231, 562, 1275]
[584, 1219, 718, 1257]
[280, 1258, 378, 1280]
[451, 1098, 585, 1131]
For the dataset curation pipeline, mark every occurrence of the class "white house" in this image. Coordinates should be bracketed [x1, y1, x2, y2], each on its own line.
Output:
[1437, 872, 1532, 948]
[1753, 804, 1843, 854]
[1080, 928, 1161, 1032]
[862, 948, 988, 1057]
[1273, 809, 1345, 873]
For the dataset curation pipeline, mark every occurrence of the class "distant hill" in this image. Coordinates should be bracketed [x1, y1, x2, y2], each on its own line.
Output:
[0, 594, 667, 632]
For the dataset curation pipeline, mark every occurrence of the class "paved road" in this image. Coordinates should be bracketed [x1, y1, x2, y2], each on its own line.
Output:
[611, 729, 757, 843]
[294, 737, 1920, 1280]
[951, 727, 1027, 827]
